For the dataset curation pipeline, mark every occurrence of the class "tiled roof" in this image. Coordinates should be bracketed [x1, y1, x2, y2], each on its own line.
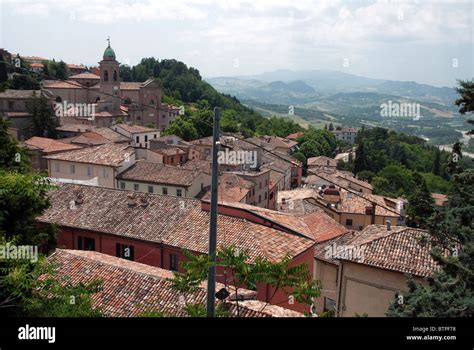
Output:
[118, 161, 203, 187]
[338, 226, 438, 277]
[42, 80, 83, 89]
[38, 185, 315, 263]
[219, 200, 347, 242]
[0, 89, 41, 98]
[431, 193, 448, 206]
[29, 62, 44, 68]
[62, 132, 112, 146]
[179, 160, 212, 175]
[120, 82, 142, 90]
[69, 72, 100, 80]
[202, 173, 254, 203]
[24, 137, 82, 153]
[44, 143, 134, 167]
[47, 249, 302, 317]
[115, 123, 159, 133]
[154, 146, 187, 156]
[307, 156, 337, 167]
[286, 132, 304, 140]
[247, 136, 298, 150]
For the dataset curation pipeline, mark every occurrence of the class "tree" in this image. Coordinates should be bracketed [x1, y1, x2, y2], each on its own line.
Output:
[163, 117, 198, 141]
[0, 53, 8, 84]
[455, 79, 474, 135]
[0, 118, 30, 172]
[10, 74, 40, 90]
[446, 142, 463, 175]
[26, 91, 58, 138]
[354, 138, 370, 174]
[432, 148, 441, 176]
[406, 172, 435, 228]
[328, 123, 334, 131]
[387, 170, 474, 317]
[170, 247, 320, 317]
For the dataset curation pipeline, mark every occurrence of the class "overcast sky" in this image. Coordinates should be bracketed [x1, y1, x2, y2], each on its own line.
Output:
[0, 0, 472, 87]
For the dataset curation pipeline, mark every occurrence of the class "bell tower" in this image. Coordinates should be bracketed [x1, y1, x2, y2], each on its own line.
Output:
[98, 37, 121, 111]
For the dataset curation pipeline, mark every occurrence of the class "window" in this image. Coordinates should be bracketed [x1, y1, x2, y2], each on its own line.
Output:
[134, 184, 139, 191]
[170, 254, 179, 271]
[116, 243, 135, 261]
[162, 187, 168, 195]
[258, 195, 261, 203]
[145, 135, 148, 142]
[55, 96, 62, 103]
[113, 70, 117, 81]
[54, 162, 60, 172]
[154, 134, 157, 139]
[87, 166, 93, 177]
[8, 101, 14, 110]
[176, 189, 182, 197]
[70, 164, 75, 174]
[103, 168, 108, 178]
[136, 136, 139, 143]
[120, 182, 125, 189]
[148, 186, 154, 193]
[77, 236, 95, 251]
[345, 219, 353, 227]
[104, 70, 108, 81]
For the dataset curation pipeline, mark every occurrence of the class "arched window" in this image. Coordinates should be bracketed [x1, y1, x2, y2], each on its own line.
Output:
[95, 96, 101, 103]
[55, 96, 62, 103]
[113, 70, 117, 81]
[149, 99, 155, 106]
[104, 70, 109, 81]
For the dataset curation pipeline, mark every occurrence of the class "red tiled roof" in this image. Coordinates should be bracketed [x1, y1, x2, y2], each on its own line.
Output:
[47, 249, 302, 317]
[44, 143, 134, 167]
[69, 72, 100, 80]
[115, 123, 159, 133]
[118, 161, 204, 187]
[37, 184, 315, 263]
[24, 136, 82, 153]
[338, 226, 439, 277]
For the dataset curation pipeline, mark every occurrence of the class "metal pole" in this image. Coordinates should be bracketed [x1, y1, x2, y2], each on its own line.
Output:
[206, 107, 221, 317]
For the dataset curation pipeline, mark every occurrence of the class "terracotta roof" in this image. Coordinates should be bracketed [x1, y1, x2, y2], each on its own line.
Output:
[69, 72, 100, 80]
[0, 89, 41, 98]
[62, 132, 111, 146]
[246, 136, 297, 150]
[307, 156, 337, 167]
[218, 201, 347, 242]
[286, 132, 304, 140]
[38, 185, 315, 263]
[118, 161, 204, 187]
[29, 62, 44, 68]
[431, 193, 448, 206]
[47, 249, 302, 317]
[154, 146, 187, 156]
[338, 226, 438, 277]
[203, 173, 254, 203]
[120, 82, 142, 90]
[115, 123, 159, 133]
[44, 143, 134, 167]
[24, 137, 82, 153]
[42, 80, 83, 89]
[179, 160, 212, 175]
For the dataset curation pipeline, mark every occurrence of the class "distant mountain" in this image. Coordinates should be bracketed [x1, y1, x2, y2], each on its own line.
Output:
[207, 70, 457, 105]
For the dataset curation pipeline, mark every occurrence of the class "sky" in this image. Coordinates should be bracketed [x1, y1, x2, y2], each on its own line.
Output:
[0, 0, 472, 87]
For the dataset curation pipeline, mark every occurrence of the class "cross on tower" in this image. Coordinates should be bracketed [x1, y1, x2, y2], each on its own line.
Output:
[107, 36, 110, 46]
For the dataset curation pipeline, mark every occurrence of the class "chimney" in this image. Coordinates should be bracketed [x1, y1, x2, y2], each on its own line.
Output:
[127, 193, 137, 207]
[72, 186, 84, 205]
[139, 196, 149, 208]
[386, 220, 391, 231]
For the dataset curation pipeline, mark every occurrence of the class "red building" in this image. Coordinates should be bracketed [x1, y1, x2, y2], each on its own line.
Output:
[37, 184, 330, 313]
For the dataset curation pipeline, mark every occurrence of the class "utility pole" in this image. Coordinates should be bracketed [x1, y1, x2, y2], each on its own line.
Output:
[206, 107, 221, 317]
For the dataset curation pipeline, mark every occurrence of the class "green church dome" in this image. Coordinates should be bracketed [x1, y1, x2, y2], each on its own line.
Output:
[103, 45, 116, 60]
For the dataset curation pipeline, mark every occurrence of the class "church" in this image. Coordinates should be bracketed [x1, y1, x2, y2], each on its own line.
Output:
[42, 40, 180, 130]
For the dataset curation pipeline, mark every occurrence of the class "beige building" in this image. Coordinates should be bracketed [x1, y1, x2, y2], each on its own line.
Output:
[23, 137, 82, 170]
[117, 160, 210, 198]
[307, 156, 337, 172]
[313, 225, 436, 316]
[112, 123, 160, 148]
[45, 143, 135, 188]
